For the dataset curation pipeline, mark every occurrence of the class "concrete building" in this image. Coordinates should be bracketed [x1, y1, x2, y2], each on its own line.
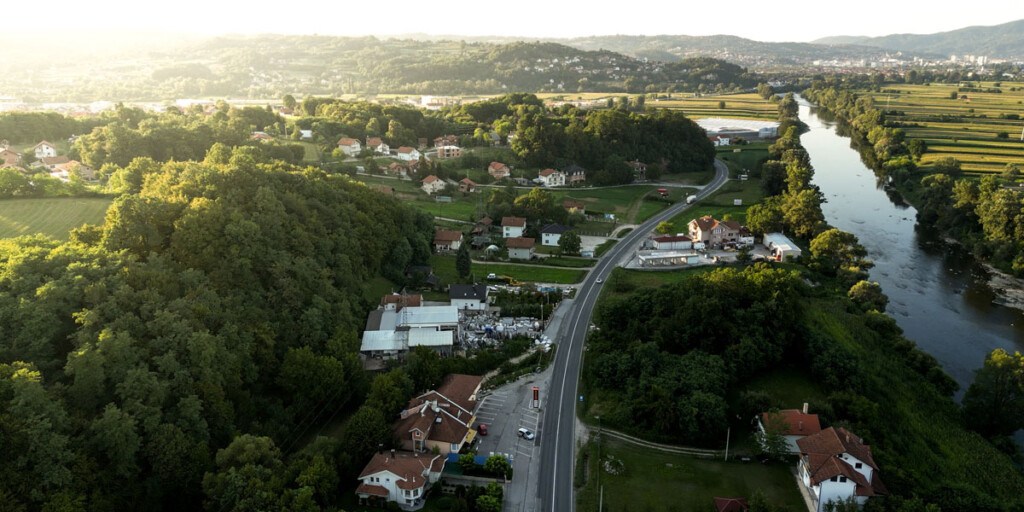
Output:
[449, 284, 489, 311]
[501, 216, 526, 238]
[763, 232, 802, 261]
[696, 118, 780, 140]
[652, 234, 693, 251]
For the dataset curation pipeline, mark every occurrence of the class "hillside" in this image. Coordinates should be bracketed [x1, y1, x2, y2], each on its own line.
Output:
[814, 19, 1024, 59]
[0, 35, 760, 103]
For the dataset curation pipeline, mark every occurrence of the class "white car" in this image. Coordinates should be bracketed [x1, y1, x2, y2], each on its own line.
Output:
[595, 278, 603, 284]
[518, 427, 535, 440]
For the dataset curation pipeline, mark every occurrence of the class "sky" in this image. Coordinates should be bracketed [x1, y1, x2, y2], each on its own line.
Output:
[10, 0, 1024, 42]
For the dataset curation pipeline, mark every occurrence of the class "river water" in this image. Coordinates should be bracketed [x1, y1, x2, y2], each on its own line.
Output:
[797, 100, 1024, 394]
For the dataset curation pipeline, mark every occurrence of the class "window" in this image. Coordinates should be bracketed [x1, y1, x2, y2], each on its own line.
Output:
[839, 476, 847, 483]
[855, 462, 862, 469]
[830, 476, 838, 482]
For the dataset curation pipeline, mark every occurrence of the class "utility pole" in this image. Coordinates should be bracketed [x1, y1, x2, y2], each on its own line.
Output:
[724, 427, 730, 461]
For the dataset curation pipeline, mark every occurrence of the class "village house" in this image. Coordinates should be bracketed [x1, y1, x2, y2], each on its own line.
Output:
[366, 137, 390, 155]
[51, 160, 96, 182]
[434, 135, 459, 147]
[433, 229, 463, 252]
[449, 284, 489, 311]
[0, 149, 21, 166]
[757, 404, 821, 454]
[629, 160, 648, 180]
[251, 131, 273, 142]
[355, 450, 445, 510]
[540, 224, 572, 247]
[394, 374, 484, 454]
[537, 168, 566, 187]
[33, 141, 57, 159]
[337, 137, 362, 156]
[709, 135, 732, 147]
[488, 161, 511, 180]
[688, 215, 744, 247]
[459, 177, 477, 193]
[563, 198, 586, 216]
[36, 155, 70, 171]
[506, 237, 536, 260]
[397, 146, 421, 161]
[797, 427, 885, 512]
[421, 175, 446, 195]
[501, 216, 526, 238]
[763, 232, 803, 261]
[472, 216, 493, 235]
[386, 162, 410, 178]
[436, 145, 463, 159]
[564, 163, 587, 185]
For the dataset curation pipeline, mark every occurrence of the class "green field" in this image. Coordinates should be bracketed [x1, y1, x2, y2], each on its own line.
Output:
[659, 178, 764, 234]
[649, 92, 780, 120]
[717, 143, 770, 174]
[430, 254, 585, 284]
[862, 82, 1024, 173]
[576, 437, 805, 512]
[0, 197, 112, 239]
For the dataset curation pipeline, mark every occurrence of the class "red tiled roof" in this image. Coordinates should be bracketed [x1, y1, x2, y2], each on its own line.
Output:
[422, 175, 440, 184]
[797, 427, 877, 470]
[563, 199, 585, 210]
[488, 161, 508, 171]
[398, 146, 416, 154]
[460, 177, 477, 186]
[691, 215, 717, 232]
[40, 156, 70, 166]
[478, 216, 493, 226]
[355, 483, 389, 497]
[436, 374, 482, 412]
[434, 230, 463, 243]
[506, 237, 535, 249]
[358, 451, 441, 481]
[539, 168, 559, 177]
[338, 137, 359, 146]
[653, 235, 691, 244]
[501, 216, 526, 228]
[380, 294, 423, 309]
[713, 497, 749, 512]
[366, 137, 384, 147]
[761, 409, 821, 437]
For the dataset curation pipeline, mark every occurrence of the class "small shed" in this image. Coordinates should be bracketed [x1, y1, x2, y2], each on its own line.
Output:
[762, 233, 802, 262]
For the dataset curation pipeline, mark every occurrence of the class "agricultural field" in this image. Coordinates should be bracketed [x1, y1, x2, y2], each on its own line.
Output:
[430, 254, 585, 285]
[0, 197, 112, 240]
[864, 82, 1024, 174]
[648, 92, 779, 121]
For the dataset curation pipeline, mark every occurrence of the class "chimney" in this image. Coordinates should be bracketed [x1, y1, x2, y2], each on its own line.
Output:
[802, 402, 809, 414]
[798, 421, 804, 432]
[391, 449, 396, 459]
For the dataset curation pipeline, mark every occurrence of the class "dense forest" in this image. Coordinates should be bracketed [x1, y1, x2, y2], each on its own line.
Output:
[0, 146, 440, 510]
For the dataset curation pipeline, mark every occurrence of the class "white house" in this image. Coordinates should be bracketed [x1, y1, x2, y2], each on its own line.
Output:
[421, 175, 446, 195]
[757, 405, 821, 454]
[397, 146, 421, 161]
[797, 427, 885, 512]
[652, 234, 693, 251]
[337, 137, 362, 156]
[433, 229, 463, 252]
[709, 135, 732, 147]
[763, 232, 803, 261]
[367, 137, 390, 155]
[506, 237, 535, 260]
[33, 141, 57, 159]
[537, 168, 566, 187]
[449, 284, 488, 311]
[540, 224, 571, 247]
[356, 450, 445, 511]
[501, 216, 526, 238]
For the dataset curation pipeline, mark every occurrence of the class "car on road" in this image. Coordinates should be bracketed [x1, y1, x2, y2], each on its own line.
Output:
[595, 278, 603, 284]
[517, 427, 535, 440]
[478, 423, 488, 436]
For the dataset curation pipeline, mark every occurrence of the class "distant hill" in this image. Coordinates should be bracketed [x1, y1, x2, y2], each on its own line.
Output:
[813, 19, 1024, 58]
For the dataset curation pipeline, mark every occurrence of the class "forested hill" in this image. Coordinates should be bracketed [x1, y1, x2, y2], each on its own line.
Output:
[0, 147, 435, 510]
[813, 19, 1024, 59]
[0, 35, 760, 102]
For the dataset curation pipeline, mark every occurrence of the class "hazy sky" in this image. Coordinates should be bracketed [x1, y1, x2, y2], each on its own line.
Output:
[12, 0, 1024, 42]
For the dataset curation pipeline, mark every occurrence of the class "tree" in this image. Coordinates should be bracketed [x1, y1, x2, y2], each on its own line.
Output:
[809, 229, 871, 284]
[282, 95, 297, 111]
[655, 221, 674, 235]
[201, 435, 284, 512]
[456, 243, 472, 279]
[848, 281, 888, 312]
[341, 406, 392, 465]
[483, 454, 512, 479]
[782, 189, 825, 239]
[746, 196, 785, 235]
[756, 411, 790, 461]
[718, 101, 726, 109]
[735, 246, 752, 264]
[962, 349, 1024, 437]
[558, 231, 582, 256]
[933, 156, 962, 175]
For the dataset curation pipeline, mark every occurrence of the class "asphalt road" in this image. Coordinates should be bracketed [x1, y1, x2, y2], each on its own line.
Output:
[536, 160, 730, 512]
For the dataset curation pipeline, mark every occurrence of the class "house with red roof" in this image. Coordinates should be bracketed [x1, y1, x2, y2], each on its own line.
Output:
[394, 374, 483, 454]
[506, 237, 536, 260]
[713, 497, 749, 512]
[433, 229, 463, 252]
[652, 234, 693, 251]
[501, 216, 526, 238]
[688, 215, 749, 247]
[488, 161, 510, 180]
[337, 137, 362, 156]
[537, 168, 566, 187]
[355, 450, 444, 510]
[421, 175, 446, 195]
[366, 137, 390, 155]
[0, 149, 21, 166]
[757, 404, 821, 454]
[797, 427, 886, 512]
[397, 146, 421, 162]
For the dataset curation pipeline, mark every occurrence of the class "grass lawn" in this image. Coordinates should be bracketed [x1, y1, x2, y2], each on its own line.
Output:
[576, 438, 805, 512]
[431, 254, 586, 284]
[0, 197, 112, 240]
[299, 141, 321, 162]
[717, 143, 770, 174]
[595, 239, 618, 257]
[363, 276, 399, 303]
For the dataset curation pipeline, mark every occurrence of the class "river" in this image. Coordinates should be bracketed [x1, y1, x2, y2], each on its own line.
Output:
[797, 99, 1024, 394]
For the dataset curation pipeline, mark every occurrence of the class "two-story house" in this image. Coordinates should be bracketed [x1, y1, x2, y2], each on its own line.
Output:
[688, 215, 743, 247]
[366, 137, 390, 155]
[337, 137, 362, 156]
[397, 146, 421, 161]
[797, 427, 886, 512]
[33, 141, 57, 159]
[537, 169, 566, 187]
[501, 216, 526, 238]
[0, 149, 21, 166]
[393, 374, 484, 455]
[356, 450, 445, 510]
[433, 229, 463, 252]
[436, 145, 462, 159]
[540, 224, 572, 247]
[449, 284, 488, 311]
[488, 161, 510, 180]
[757, 404, 821, 454]
[564, 163, 586, 185]
[506, 237, 536, 260]
[421, 175, 446, 195]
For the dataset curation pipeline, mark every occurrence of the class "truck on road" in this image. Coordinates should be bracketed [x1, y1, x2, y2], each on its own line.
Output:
[686, 194, 698, 204]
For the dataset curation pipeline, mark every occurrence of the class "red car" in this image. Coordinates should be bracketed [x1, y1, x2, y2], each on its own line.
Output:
[478, 424, 488, 436]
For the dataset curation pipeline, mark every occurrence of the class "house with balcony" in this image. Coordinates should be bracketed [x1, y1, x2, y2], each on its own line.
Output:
[688, 215, 745, 247]
[394, 374, 484, 455]
[537, 168, 566, 187]
[337, 137, 362, 156]
[488, 161, 510, 180]
[367, 137, 390, 155]
[356, 450, 445, 511]
[797, 427, 885, 512]
[397, 146, 421, 161]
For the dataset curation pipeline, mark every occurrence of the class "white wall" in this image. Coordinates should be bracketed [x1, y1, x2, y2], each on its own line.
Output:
[451, 298, 484, 311]
[509, 247, 533, 260]
[817, 479, 857, 512]
[542, 233, 561, 246]
[503, 226, 524, 238]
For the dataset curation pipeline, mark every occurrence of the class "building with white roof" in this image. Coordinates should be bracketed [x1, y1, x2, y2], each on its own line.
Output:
[361, 306, 460, 359]
[763, 232, 802, 261]
[696, 118, 780, 139]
